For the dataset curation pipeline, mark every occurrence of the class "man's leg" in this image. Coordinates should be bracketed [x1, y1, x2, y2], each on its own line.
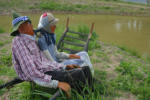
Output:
[45, 68, 86, 92]
[81, 66, 93, 89]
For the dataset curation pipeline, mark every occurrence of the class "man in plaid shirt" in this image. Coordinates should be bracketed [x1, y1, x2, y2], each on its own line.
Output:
[11, 12, 93, 96]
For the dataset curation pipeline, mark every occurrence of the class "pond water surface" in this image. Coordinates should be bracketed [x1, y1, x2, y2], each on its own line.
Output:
[123, 0, 148, 4]
[0, 13, 150, 55]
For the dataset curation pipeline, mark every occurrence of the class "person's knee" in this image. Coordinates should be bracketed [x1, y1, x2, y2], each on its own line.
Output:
[80, 51, 88, 55]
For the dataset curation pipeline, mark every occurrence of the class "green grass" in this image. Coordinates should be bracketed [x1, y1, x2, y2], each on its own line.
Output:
[114, 60, 150, 100]
[0, 41, 5, 47]
[0, 25, 150, 100]
[0, 28, 5, 34]
[118, 45, 141, 58]
[38, 0, 150, 14]
[0, 40, 11, 47]
[0, 0, 150, 16]
[0, 53, 12, 67]
[39, 1, 101, 13]
[39, 2, 76, 12]
[38, 1, 117, 13]
[30, 69, 114, 100]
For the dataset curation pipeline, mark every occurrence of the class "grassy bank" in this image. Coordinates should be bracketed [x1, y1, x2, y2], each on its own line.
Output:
[0, 0, 150, 16]
[0, 25, 150, 100]
[0, 28, 5, 34]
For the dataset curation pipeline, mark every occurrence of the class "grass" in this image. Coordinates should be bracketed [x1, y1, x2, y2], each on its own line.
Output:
[0, 53, 12, 67]
[38, 1, 102, 13]
[39, 2, 77, 12]
[114, 60, 150, 100]
[118, 45, 141, 58]
[0, 28, 5, 34]
[0, 25, 150, 100]
[36, 0, 150, 15]
[0, 40, 11, 48]
[1, 0, 150, 16]
[38, 1, 113, 13]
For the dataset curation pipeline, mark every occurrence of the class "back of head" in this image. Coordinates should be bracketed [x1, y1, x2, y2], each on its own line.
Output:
[38, 12, 59, 33]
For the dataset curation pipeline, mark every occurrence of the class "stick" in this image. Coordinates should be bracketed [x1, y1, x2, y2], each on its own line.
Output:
[0, 77, 23, 90]
[49, 90, 61, 100]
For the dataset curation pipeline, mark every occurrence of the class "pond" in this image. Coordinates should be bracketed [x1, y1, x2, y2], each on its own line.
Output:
[0, 13, 150, 55]
[123, 0, 148, 4]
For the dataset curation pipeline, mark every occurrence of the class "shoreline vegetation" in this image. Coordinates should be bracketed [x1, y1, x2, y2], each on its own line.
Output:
[0, 0, 150, 16]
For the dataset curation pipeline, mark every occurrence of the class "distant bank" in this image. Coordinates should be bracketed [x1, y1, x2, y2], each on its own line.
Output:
[0, 0, 150, 16]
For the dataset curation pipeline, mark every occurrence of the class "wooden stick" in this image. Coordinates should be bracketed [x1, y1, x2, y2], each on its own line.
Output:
[0, 77, 24, 90]
[49, 90, 61, 100]
[90, 22, 94, 34]
[84, 22, 95, 52]
[88, 22, 95, 39]
[66, 17, 69, 28]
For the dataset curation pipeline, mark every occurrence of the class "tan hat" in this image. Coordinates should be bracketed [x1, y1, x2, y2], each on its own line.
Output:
[38, 12, 59, 33]
[38, 12, 59, 28]
[47, 13, 59, 25]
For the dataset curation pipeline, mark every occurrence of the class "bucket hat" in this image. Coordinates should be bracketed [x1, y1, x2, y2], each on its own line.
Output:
[10, 12, 31, 36]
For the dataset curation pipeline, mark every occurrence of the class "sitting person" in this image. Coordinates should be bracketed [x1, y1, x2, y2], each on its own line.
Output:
[11, 12, 93, 96]
[36, 12, 94, 75]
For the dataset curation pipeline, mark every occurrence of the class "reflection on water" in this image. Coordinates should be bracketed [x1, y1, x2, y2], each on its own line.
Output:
[115, 21, 122, 32]
[0, 14, 150, 55]
[128, 20, 131, 30]
[114, 20, 143, 32]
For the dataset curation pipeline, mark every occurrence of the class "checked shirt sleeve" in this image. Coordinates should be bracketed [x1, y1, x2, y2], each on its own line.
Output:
[12, 38, 58, 88]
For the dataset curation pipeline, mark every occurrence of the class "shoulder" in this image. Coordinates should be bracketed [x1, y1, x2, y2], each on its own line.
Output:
[12, 35, 27, 49]
[38, 35, 46, 44]
[12, 36, 23, 52]
[12, 36, 22, 46]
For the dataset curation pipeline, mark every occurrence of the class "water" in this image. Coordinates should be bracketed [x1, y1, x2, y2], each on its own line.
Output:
[123, 0, 148, 4]
[0, 13, 150, 55]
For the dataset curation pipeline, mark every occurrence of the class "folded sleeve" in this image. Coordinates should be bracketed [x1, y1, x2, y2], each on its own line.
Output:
[54, 45, 70, 59]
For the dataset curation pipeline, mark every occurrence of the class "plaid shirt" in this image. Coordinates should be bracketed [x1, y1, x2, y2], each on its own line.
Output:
[12, 34, 64, 84]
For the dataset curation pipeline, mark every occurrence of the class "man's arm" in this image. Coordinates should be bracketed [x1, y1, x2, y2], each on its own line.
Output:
[54, 45, 70, 59]
[54, 45, 80, 59]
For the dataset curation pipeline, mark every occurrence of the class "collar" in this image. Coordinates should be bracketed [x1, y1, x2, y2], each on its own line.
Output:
[20, 33, 36, 41]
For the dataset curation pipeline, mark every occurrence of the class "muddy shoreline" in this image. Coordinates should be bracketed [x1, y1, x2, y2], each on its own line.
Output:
[0, 9, 150, 17]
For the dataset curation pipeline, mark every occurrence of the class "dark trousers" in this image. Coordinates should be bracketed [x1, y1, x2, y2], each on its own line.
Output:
[45, 66, 93, 92]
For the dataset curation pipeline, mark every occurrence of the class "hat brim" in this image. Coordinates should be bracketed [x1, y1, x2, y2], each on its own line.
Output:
[51, 18, 59, 25]
[10, 30, 19, 36]
[10, 20, 31, 36]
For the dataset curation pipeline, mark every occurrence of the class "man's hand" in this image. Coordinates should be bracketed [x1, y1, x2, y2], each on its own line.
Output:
[58, 82, 71, 97]
[66, 64, 80, 70]
[69, 54, 80, 59]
